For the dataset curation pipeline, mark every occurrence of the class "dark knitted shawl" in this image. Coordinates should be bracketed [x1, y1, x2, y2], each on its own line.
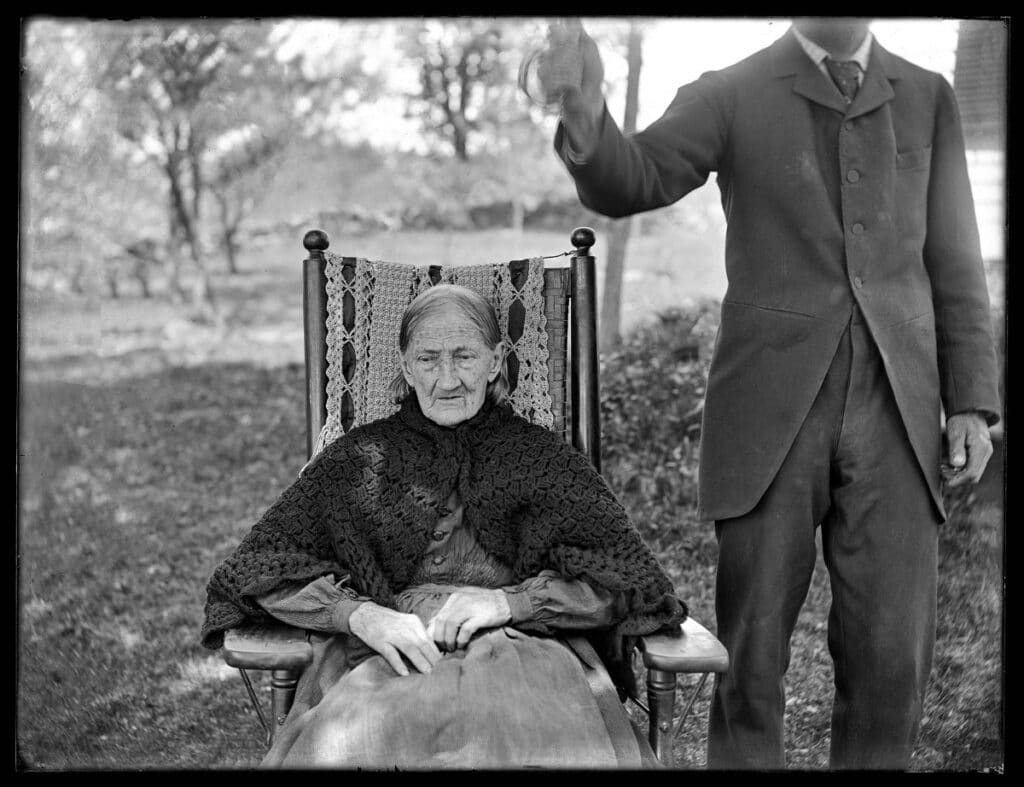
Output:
[200, 395, 687, 692]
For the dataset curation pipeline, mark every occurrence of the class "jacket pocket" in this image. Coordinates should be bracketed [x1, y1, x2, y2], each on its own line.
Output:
[896, 145, 932, 171]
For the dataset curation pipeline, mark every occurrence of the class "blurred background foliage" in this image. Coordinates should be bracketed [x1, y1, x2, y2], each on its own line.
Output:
[23, 18, 1003, 349]
[23, 19, 583, 311]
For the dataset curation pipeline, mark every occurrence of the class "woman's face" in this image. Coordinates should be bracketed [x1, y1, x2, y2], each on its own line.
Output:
[400, 303, 504, 427]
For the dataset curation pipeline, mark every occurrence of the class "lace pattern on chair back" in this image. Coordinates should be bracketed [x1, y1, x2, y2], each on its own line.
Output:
[313, 254, 553, 455]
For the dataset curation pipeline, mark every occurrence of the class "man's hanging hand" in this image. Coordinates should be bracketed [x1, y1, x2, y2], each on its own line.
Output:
[942, 412, 993, 488]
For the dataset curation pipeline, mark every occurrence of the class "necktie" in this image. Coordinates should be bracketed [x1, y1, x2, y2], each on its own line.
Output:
[824, 58, 861, 103]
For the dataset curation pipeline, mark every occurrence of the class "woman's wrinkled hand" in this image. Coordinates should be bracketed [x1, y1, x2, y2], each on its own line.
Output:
[425, 588, 512, 652]
[348, 601, 443, 677]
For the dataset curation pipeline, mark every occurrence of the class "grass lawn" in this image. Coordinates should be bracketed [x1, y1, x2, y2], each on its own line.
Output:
[17, 229, 1003, 771]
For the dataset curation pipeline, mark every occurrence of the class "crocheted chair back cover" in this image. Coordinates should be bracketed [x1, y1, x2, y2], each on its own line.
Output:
[312, 253, 555, 455]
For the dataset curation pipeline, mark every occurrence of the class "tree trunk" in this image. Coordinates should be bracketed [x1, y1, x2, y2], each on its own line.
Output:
[167, 158, 219, 321]
[599, 22, 643, 352]
[133, 259, 152, 298]
[601, 220, 633, 350]
[165, 183, 190, 302]
[511, 197, 525, 234]
[186, 236, 219, 323]
[106, 267, 120, 299]
[165, 207, 187, 302]
[216, 191, 241, 274]
[453, 122, 469, 160]
[165, 243, 188, 303]
[69, 260, 88, 295]
[223, 234, 239, 275]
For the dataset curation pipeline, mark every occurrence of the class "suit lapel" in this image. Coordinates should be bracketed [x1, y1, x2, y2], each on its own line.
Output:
[845, 43, 897, 120]
[771, 28, 900, 119]
[771, 29, 850, 114]
[792, 61, 850, 115]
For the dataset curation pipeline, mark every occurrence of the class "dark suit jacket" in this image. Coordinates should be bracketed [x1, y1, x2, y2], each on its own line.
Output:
[556, 29, 1001, 521]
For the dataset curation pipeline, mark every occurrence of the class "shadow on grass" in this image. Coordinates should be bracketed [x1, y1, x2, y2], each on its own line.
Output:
[18, 361, 309, 769]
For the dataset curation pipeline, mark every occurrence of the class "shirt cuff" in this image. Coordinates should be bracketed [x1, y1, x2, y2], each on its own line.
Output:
[948, 408, 1000, 427]
[563, 136, 590, 166]
[503, 588, 535, 624]
[331, 596, 366, 635]
[556, 102, 609, 167]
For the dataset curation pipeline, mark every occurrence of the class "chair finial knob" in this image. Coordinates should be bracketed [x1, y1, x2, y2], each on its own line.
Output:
[303, 230, 330, 253]
[571, 227, 595, 254]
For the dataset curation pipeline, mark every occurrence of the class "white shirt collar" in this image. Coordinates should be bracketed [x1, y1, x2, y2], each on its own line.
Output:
[792, 26, 873, 73]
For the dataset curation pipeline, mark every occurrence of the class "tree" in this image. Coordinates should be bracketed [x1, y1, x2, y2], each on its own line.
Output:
[402, 20, 537, 161]
[93, 20, 301, 316]
[22, 21, 165, 298]
[396, 19, 572, 231]
[600, 21, 644, 351]
[207, 128, 287, 275]
[98, 23, 223, 313]
[26, 20, 393, 303]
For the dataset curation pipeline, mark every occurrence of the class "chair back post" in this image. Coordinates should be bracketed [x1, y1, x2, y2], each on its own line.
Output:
[302, 229, 330, 459]
[569, 227, 601, 472]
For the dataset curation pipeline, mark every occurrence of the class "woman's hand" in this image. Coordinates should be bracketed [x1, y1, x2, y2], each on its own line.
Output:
[425, 588, 512, 652]
[348, 601, 443, 677]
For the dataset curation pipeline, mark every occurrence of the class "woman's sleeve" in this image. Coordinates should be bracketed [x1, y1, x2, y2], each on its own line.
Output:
[200, 441, 361, 650]
[256, 574, 371, 635]
[511, 426, 688, 639]
[502, 570, 630, 634]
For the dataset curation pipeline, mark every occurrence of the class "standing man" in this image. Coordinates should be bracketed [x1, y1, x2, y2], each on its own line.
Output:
[538, 17, 1000, 769]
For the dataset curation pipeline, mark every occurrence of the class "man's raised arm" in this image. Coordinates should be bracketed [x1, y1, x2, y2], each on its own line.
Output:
[533, 20, 729, 219]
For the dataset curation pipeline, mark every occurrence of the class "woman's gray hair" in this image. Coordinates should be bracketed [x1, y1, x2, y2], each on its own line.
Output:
[389, 284, 511, 405]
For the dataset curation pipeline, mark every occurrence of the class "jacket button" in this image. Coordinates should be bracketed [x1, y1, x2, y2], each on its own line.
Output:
[851, 222, 865, 235]
[853, 276, 864, 288]
[847, 170, 860, 183]
[844, 120, 855, 131]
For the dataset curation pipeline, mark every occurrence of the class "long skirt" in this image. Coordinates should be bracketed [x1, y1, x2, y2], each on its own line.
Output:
[260, 585, 648, 769]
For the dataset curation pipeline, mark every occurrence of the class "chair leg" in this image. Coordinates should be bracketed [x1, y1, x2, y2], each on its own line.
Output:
[672, 672, 711, 741]
[647, 668, 677, 767]
[237, 668, 271, 745]
[270, 668, 300, 746]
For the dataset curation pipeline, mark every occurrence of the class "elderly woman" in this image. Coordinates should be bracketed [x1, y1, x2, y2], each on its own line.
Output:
[200, 284, 687, 768]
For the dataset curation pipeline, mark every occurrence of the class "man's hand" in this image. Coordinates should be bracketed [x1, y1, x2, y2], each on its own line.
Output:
[425, 588, 512, 652]
[943, 412, 993, 488]
[348, 601, 442, 677]
[536, 19, 605, 157]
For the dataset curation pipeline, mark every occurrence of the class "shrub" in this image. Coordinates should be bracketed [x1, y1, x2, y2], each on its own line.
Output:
[600, 304, 719, 549]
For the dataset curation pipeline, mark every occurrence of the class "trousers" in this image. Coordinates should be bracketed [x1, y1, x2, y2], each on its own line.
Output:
[707, 310, 940, 770]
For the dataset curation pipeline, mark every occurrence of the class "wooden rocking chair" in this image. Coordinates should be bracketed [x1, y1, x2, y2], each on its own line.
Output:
[219, 227, 728, 767]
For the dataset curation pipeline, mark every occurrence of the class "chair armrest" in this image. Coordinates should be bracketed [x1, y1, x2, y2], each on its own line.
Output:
[638, 616, 729, 674]
[222, 621, 314, 672]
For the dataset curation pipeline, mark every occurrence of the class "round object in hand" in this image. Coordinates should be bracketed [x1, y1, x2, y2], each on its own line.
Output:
[518, 20, 583, 109]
